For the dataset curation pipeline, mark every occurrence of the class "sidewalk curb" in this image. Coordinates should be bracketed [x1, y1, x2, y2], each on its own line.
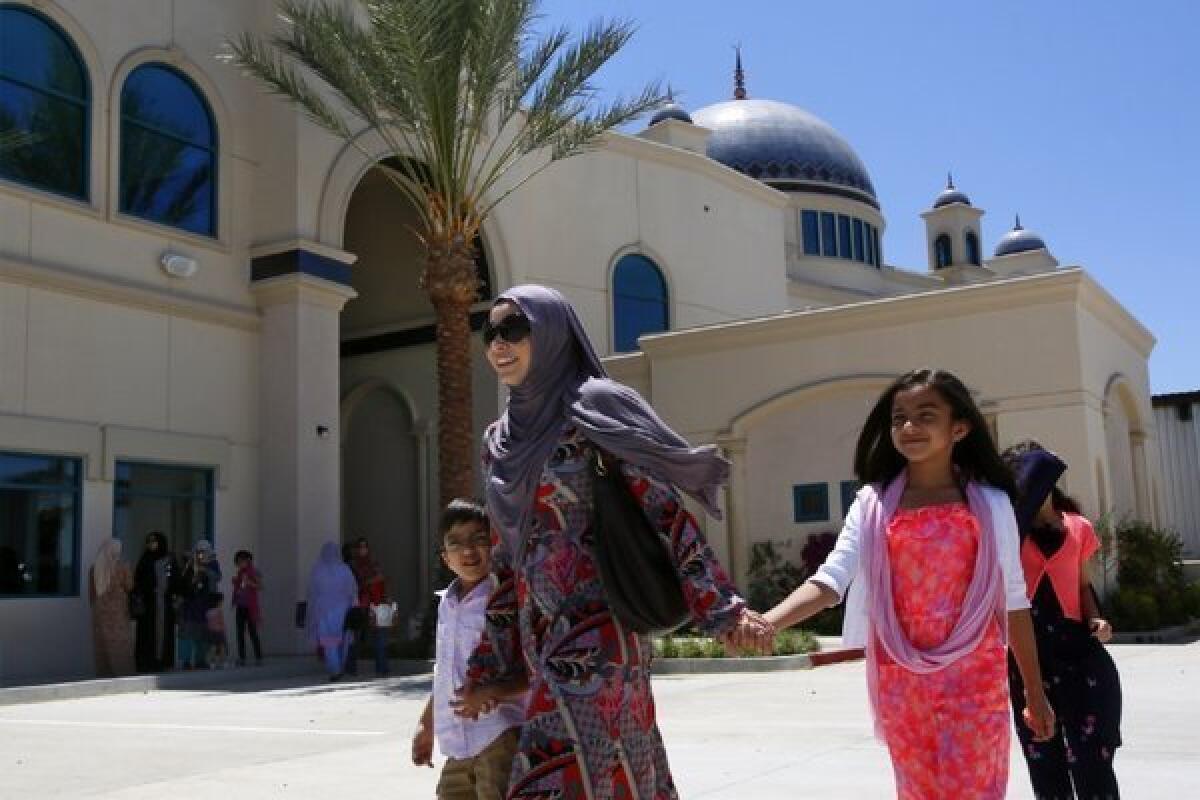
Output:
[1110, 619, 1200, 645]
[0, 658, 433, 707]
[651, 647, 864, 676]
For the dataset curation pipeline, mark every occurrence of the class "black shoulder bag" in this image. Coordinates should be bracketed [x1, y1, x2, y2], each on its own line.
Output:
[589, 447, 691, 636]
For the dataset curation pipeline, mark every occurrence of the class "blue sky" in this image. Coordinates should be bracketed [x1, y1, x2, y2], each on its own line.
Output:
[540, 0, 1199, 393]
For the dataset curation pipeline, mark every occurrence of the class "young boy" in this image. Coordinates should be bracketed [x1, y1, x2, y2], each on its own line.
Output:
[231, 550, 263, 666]
[412, 499, 527, 800]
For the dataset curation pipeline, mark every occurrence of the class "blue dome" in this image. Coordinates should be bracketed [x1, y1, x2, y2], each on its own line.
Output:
[649, 102, 693, 126]
[994, 218, 1047, 257]
[691, 98, 877, 207]
[934, 188, 971, 208]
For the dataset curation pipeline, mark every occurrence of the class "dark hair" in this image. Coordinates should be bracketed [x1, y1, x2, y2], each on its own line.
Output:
[439, 497, 488, 537]
[234, 550, 252, 563]
[208, 592, 223, 610]
[854, 368, 1015, 500]
[144, 531, 168, 552]
[1001, 440, 1083, 515]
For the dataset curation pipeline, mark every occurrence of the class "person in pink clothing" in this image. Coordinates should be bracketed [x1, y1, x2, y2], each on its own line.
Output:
[232, 550, 263, 666]
[764, 369, 1056, 799]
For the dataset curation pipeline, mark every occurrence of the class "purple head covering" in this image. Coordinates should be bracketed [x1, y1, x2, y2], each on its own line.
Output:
[1011, 448, 1067, 533]
[485, 285, 730, 551]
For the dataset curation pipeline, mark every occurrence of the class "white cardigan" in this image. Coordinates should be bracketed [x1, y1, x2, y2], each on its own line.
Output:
[810, 485, 1030, 649]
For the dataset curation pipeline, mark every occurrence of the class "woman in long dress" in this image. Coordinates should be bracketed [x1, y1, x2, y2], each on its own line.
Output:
[133, 532, 178, 672]
[306, 541, 358, 681]
[89, 538, 135, 677]
[467, 285, 772, 800]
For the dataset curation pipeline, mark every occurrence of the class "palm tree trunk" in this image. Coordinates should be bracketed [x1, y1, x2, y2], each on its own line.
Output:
[425, 242, 481, 508]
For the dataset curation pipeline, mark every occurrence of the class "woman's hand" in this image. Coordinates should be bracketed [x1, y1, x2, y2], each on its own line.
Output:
[1088, 617, 1113, 643]
[1022, 688, 1057, 742]
[411, 724, 434, 767]
[719, 609, 776, 655]
[451, 685, 499, 720]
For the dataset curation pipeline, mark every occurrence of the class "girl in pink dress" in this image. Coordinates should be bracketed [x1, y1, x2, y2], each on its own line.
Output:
[765, 369, 1056, 799]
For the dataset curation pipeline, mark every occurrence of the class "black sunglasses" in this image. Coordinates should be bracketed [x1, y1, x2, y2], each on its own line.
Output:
[482, 312, 532, 346]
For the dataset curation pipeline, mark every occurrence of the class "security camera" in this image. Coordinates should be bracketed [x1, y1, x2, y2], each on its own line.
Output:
[160, 252, 198, 278]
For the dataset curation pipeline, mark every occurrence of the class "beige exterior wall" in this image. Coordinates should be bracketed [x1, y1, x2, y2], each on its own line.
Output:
[615, 270, 1156, 588]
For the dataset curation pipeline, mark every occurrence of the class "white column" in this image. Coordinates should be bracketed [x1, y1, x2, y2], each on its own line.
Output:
[252, 273, 356, 654]
[717, 435, 750, 591]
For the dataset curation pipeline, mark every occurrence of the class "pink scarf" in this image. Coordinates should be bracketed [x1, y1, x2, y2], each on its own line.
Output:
[859, 472, 1007, 738]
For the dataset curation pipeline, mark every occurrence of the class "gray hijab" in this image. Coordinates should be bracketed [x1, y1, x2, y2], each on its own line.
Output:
[484, 285, 730, 552]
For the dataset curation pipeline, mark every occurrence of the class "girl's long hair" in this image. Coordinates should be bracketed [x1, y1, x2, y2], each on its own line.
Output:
[854, 368, 1016, 500]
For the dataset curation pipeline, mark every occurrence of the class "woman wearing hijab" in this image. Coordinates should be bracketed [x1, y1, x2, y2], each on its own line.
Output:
[466, 285, 774, 800]
[306, 541, 359, 681]
[179, 539, 221, 670]
[89, 538, 135, 677]
[1004, 442, 1123, 799]
[133, 532, 178, 672]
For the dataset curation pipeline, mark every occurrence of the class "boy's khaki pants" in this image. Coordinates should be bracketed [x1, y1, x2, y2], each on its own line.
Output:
[436, 727, 520, 800]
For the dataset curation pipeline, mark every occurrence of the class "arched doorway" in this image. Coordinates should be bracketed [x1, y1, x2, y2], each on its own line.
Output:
[337, 159, 500, 625]
[1103, 376, 1149, 522]
[342, 383, 421, 623]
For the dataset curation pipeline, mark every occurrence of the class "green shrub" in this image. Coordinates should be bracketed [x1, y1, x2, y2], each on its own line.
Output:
[746, 540, 806, 612]
[773, 627, 818, 656]
[1103, 518, 1197, 631]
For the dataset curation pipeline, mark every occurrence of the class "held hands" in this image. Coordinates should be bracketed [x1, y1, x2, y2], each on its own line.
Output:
[1089, 617, 1113, 643]
[451, 685, 500, 720]
[1022, 688, 1057, 742]
[411, 724, 434, 767]
[718, 608, 776, 656]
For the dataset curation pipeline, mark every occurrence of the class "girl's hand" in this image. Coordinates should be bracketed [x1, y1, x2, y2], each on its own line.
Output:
[1089, 617, 1113, 643]
[719, 609, 776, 655]
[1022, 689, 1056, 742]
[411, 724, 434, 767]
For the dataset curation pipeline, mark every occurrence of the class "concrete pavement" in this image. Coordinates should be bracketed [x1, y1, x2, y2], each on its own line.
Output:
[0, 641, 1195, 798]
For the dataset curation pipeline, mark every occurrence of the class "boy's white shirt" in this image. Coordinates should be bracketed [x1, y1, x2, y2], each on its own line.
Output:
[432, 575, 526, 760]
[811, 485, 1030, 649]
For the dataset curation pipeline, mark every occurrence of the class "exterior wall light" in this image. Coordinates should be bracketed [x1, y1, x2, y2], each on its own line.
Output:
[160, 252, 199, 278]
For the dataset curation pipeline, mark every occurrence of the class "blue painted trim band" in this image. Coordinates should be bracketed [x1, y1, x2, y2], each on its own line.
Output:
[250, 248, 352, 286]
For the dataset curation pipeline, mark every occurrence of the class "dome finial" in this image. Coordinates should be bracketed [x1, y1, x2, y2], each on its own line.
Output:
[1014, 213, 1023, 230]
[733, 44, 747, 100]
[946, 171, 954, 189]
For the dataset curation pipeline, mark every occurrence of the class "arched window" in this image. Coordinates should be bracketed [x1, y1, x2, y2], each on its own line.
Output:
[965, 230, 981, 266]
[0, 5, 89, 199]
[934, 234, 952, 268]
[120, 64, 216, 236]
[612, 254, 668, 353]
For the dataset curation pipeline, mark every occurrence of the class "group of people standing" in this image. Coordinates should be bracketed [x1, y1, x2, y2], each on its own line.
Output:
[87, 533, 264, 677]
[408, 284, 1122, 800]
[304, 536, 396, 681]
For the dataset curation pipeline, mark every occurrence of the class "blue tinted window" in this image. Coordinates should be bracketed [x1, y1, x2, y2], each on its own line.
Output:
[820, 212, 837, 257]
[114, 461, 214, 559]
[801, 210, 819, 255]
[838, 215, 852, 260]
[840, 480, 860, 516]
[0, 6, 88, 199]
[120, 64, 216, 236]
[613, 254, 668, 352]
[793, 483, 829, 523]
[966, 231, 981, 266]
[873, 227, 882, 267]
[853, 219, 865, 262]
[934, 234, 952, 268]
[0, 451, 81, 597]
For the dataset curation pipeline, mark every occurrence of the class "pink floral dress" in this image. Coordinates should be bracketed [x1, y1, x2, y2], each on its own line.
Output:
[876, 503, 1010, 800]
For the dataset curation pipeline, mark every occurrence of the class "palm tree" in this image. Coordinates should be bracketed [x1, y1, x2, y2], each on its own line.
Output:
[228, 0, 664, 506]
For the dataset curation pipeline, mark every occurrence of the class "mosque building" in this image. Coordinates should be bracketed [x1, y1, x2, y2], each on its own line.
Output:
[0, 2, 1160, 682]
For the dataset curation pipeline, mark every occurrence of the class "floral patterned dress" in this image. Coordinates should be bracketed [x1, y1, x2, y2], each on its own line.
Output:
[470, 425, 745, 800]
[876, 503, 1010, 800]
